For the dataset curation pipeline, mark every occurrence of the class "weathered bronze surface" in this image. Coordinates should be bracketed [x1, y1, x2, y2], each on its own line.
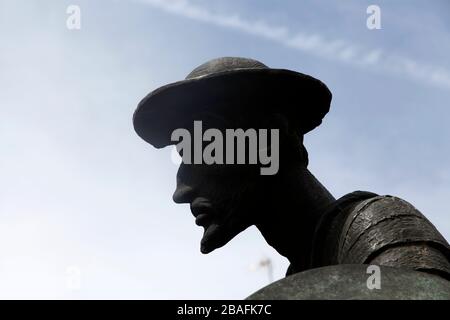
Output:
[247, 264, 450, 300]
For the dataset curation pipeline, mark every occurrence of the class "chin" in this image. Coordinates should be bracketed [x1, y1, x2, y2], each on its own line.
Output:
[200, 239, 229, 254]
[199, 224, 230, 254]
[199, 219, 251, 254]
[200, 244, 215, 254]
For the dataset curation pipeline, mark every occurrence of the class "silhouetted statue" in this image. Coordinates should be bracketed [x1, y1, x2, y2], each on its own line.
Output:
[133, 57, 450, 297]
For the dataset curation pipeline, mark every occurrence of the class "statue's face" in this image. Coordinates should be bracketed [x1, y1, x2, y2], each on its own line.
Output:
[173, 162, 259, 254]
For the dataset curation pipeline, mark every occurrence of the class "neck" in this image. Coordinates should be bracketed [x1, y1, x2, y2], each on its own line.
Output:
[255, 167, 335, 271]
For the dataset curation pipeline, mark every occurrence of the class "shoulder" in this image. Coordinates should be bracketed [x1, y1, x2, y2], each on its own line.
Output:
[337, 195, 450, 278]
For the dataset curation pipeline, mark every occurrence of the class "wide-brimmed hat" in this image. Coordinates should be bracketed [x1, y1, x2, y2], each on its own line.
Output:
[133, 57, 332, 148]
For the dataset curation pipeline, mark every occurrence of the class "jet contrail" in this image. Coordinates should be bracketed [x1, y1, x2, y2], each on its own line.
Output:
[136, 0, 450, 90]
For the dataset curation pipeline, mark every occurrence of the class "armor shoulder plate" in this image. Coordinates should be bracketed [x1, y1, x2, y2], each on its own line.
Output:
[338, 195, 450, 278]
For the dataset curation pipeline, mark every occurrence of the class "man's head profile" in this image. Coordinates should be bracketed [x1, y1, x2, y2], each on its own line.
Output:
[133, 57, 333, 256]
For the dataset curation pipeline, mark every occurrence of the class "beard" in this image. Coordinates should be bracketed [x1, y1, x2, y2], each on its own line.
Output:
[199, 174, 261, 254]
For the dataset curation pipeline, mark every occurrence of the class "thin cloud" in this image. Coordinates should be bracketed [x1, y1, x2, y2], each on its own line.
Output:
[136, 0, 450, 90]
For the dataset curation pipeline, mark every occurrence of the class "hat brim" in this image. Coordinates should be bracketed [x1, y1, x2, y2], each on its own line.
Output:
[133, 68, 331, 148]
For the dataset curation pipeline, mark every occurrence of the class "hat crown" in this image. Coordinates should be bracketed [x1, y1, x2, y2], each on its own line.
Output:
[186, 57, 268, 80]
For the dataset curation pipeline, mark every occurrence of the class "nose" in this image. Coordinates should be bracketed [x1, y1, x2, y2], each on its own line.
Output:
[172, 182, 195, 204]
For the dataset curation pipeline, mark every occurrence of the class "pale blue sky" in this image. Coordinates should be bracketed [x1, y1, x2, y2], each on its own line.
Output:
[0, 0, 449, 299]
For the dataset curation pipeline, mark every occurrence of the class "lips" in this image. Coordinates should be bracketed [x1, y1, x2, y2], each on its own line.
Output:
[190, 199, 214, 227]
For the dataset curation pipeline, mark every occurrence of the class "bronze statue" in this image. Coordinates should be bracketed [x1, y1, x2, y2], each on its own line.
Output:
[133, 57, 450, 293]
